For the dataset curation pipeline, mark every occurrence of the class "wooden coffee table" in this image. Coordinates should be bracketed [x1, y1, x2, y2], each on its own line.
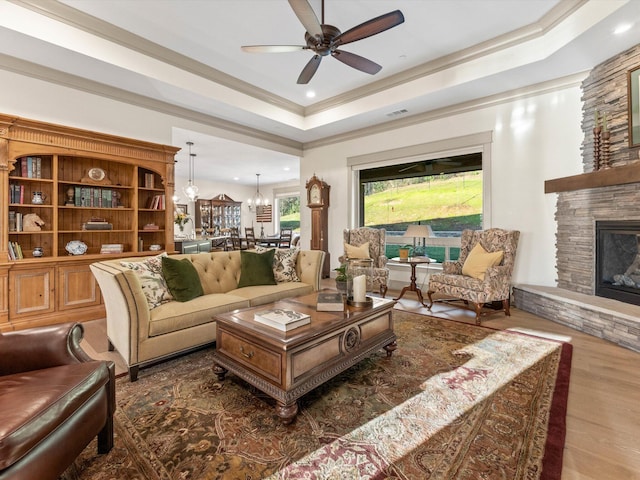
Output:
[212, 292, 396, 423]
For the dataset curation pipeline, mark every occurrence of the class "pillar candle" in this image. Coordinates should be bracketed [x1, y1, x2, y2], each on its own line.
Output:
[353, 275, 367, 302]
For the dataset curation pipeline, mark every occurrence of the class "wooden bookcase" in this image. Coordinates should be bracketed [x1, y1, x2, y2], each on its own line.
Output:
[0, 113, 179, 331]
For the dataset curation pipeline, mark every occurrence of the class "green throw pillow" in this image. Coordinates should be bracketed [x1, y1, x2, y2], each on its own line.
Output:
[238, 249, 277, 288]
[161, 256, 204, 302]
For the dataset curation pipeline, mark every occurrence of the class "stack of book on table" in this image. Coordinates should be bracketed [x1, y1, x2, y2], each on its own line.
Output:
[253, 308, 311, 331]
[316, 292, 345, 312]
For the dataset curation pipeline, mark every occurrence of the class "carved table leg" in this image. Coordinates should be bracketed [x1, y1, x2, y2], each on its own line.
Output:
[276, 401, 299, 424]
[213, 364, 228, 381]
[384, 340, 397, 357]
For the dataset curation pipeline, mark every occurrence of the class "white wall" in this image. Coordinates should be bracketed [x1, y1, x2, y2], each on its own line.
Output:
[1, 68, 585, 286]
[300, 83, 585, 286]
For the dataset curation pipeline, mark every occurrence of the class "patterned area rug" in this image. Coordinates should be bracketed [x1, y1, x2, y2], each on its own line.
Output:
[62, 311, 572, 480]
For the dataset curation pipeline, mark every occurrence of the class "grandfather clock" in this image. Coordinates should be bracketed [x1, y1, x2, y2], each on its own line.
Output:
[305, 174, 331, 278]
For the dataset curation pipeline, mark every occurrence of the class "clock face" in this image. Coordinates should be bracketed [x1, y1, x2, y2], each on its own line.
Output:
[88, 167, 106, 181]
[310, 184, 321, 204]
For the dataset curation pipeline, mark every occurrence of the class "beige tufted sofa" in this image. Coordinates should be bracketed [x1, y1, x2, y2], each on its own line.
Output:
[90, 249, 325, 381]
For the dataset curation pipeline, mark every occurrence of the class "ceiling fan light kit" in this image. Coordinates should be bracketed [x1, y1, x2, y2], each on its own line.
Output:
[241, 0, 404, 84]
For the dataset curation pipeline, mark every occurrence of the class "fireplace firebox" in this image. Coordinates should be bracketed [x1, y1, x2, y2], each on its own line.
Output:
[595, 221, 640, 306]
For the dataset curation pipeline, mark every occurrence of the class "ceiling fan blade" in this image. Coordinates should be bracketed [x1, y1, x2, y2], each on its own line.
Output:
[297, 54, 322, 84]
[241, 45, 306, 53]
[332, 50, 382, 75]
[333, 10, 404, 47]
[288, 0, 323, 40]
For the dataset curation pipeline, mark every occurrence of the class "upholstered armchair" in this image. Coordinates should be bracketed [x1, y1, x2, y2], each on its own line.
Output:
[0, 323, 115, 480]
[426, 228, 520, 324]
[339, 227, 389, 297]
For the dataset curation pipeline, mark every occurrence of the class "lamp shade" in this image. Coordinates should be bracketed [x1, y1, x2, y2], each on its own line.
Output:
[404, 224, 434, 238]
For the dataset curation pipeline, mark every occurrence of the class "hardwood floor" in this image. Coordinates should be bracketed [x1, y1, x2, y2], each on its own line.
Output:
[81, 281, 640, 479]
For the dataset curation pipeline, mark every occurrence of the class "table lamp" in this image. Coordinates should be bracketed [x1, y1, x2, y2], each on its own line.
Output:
[404, 224, 434, 256]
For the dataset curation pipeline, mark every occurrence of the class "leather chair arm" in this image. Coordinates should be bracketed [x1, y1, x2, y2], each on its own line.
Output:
[0, 323, 91, 376]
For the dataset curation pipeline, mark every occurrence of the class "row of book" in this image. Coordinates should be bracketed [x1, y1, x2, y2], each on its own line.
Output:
[9, 211, 25, 232]
[9, 184, 29, 204]
[7, 241, 24, 260]
[73, 187, 121, 208]
[15, 156, 44, 179]
[147, 194, 166, 210]
[143, 172, 155, 189]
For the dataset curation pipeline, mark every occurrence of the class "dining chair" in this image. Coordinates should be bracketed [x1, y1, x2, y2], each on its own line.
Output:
[279, 228, 293, 248]
[245, 227, 256, 248]
[230, 227, 246, 250]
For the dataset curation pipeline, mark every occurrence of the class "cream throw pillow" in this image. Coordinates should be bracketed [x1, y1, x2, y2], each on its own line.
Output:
[462, 243, 504, 280]
[344, 242, 370, 259]
[120, 253, 173, 309]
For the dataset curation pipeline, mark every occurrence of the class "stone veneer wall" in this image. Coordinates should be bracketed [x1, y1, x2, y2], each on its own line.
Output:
[557, 44, 640, 294]
[513, 45, 640, 353]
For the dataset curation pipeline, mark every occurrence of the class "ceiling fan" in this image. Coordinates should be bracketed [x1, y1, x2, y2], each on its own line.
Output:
[241, 0, 405, 84]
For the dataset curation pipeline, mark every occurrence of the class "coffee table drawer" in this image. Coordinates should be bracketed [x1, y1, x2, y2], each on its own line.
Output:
[217, 330, 282, 384]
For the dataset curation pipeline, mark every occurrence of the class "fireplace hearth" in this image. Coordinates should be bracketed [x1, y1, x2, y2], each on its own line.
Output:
[595, 220, 640, 306]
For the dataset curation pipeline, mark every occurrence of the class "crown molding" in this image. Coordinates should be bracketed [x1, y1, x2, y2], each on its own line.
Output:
[303, 72, 588, 150]
[8, 0, 304, 116]
[303, 0, 587, 117]
[10, 0, 587, 124]
[0, 53, 303, 155]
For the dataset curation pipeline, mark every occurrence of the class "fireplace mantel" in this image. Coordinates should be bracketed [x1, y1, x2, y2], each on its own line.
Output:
[545, 163, 640, 193]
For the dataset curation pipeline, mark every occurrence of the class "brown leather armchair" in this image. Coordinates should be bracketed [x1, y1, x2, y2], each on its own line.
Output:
[0, 323, 115, 480]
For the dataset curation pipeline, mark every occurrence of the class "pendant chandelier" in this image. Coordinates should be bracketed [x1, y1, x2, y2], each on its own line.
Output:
[182, 141, 199, 202]
[247, 173, 268, 211]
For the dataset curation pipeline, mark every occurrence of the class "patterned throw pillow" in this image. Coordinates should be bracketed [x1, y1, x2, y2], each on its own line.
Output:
[120, 253, 173, 309]
[255, 246, 300, 283]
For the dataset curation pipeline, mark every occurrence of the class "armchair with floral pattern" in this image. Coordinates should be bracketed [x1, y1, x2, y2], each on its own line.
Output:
[426, 228, 520, 324]
[339, 227, 389, 297]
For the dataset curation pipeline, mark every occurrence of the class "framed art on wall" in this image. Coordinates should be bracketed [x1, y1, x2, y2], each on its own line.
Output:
[629, 65, 640, 147]
[176, 204, 188, 215]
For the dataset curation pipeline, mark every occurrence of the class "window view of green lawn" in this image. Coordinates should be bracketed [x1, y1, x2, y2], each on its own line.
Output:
[363, 171, 483, 262]
[279, 195, 300, 232]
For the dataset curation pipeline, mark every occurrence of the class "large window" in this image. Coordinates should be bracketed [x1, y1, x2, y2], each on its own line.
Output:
[359, 152, 482, 261]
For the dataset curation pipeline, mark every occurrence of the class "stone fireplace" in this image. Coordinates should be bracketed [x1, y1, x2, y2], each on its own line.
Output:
[595, 220, 640, 307]
[512, 44, 640, 353]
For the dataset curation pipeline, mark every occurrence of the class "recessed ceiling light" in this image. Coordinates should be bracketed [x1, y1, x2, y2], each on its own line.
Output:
[284, 166, 290, 171]
[233, 176, 239, 181]
[306, 90, 316, 98]
[614, 23, 632, 35]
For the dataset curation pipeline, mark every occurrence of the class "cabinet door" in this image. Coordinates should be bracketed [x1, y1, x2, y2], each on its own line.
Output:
[57, 264, 101, 310]
[9, 267, 55, 317]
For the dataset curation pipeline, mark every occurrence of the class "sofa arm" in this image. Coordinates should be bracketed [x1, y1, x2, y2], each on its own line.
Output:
[296, 250, 326, 291]
[0, 323, 91, 376]
[90, 262, 151, 367]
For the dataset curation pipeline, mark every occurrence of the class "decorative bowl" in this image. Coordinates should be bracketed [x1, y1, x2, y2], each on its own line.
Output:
[66, 240, 88, 255]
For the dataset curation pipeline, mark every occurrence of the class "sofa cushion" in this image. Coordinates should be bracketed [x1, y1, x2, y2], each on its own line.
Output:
[238, 249, 277, 288]
[120, 253, 173, 309]
[255, 246, 300, 283]
[462, 243, 504, 281]
[230, 282, 313, 306]
[161, 256, 204, 302]
[148, 293, 249, 337]
[0, 362, 109, 470]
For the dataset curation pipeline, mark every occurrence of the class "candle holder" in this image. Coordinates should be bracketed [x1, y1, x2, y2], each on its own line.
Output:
[346, 258, 373, 307]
